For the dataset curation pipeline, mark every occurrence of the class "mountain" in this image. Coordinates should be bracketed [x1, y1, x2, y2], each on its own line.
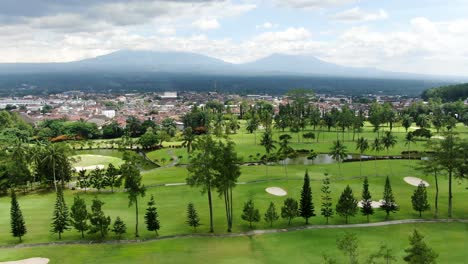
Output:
[0, 50, 462, 81]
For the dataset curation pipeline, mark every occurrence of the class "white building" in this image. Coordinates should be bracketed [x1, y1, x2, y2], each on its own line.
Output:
[102, 110, 116, 119]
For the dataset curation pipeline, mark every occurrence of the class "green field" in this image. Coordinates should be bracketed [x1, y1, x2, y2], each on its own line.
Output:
[0, 122, 466, 263]
[72, 154, 124, 169]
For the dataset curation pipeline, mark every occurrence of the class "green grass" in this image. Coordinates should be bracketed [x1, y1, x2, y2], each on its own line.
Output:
[72, 154, 124, 168]
[0, 223, 465, 263]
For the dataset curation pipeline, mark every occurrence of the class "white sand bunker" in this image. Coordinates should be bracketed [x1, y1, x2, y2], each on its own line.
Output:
[0, 258, 49, 264]
[431, 136, 445, 140]
[404, 177, 430, 187]
[358, 200, 383, 209]
[266, 187, 287, 196]
[74, 165, 105, 171]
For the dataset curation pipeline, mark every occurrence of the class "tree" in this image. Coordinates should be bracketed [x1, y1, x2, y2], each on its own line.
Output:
[70, 195, 89, 238]
[371, 138, 384, 176]
[144, 195, 160, 236]
[264, 202, 279, 227]
[260, 129, 277, 178]
[402, 114, 413, 132]
[417, 151, 441, 216]
[181, 127, 195, 153]
[336, 185, 358, 224]
[51, 187, 70, 239]
[361, 177, 374, 223]
[112, 216, 126, 239]
[213, 140, 241, 232]
[321, 175, 333, 224]
[368, 243, 397, 264]
[186, 202, 200, 231]
[337, 232, 359, 264]
[10, 190, 26, 242]
[405, 132, 416, 172]
[330, 140, 348, 177]
[356, 137, 369, 177]
[89, 167, 106, 192]
[299, 170, 315, 224]
[241, 199, 260, 228]
[412, 182, 430, 217]
[381, 131, 397, 174]
[403, 230, 438, 264]
[381, 176, 398, 219]
[281, 198, 299, 225]
[122, 162, 146, 237]
[187, 135, 217, 232]
[42, 144, 71, 192]
[88, 198, 111, 238]
[77, 169, 89, 193]
[138, 128, 159, 149]
[105, 163, 121, 193]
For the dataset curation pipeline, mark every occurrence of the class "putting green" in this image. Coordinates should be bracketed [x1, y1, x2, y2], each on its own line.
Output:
[72, 154, 124, 169]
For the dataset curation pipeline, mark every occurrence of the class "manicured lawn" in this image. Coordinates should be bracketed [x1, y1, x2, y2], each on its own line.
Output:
[0, 223, 465, 263]
[72, 154, 124, 169]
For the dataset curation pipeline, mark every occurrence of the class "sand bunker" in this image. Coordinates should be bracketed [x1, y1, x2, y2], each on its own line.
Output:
[358, 200, 383, 208]
[404, 177, 430, 187]
[431, 136, 445, 140]
[265, 187, 287, 196]
[74, 165, 105, 171]
[0, 258, 49, 264]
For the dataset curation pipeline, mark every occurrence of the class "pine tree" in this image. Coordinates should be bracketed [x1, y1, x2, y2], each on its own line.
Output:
[299, 170, 315, 224]
[403, 230, 438, 264]
[51, 187, 70, 239]
[281, 198, 299, 225]
[264, 202, 279, 227]
[336, 185, 358, 224]
[412, 182, 430, 217]
[10, 190, 26, 242]
[112, 216, 127, 239]
[321, 175, 333, 224]
[144, 195, 160, 236]
[361, 177, 374, 222]
[186, 202, 200, 231]
[381, 176, 398, 219]
[241, 199, 260, 228]
[88, 198, 111, 238]
[70, 195, 89, 238]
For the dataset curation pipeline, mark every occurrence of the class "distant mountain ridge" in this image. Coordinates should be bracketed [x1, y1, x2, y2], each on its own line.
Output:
[0, 50, 463, 80]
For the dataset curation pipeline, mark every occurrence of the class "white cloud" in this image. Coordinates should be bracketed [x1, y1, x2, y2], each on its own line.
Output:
[255, 22, 278, 29]
[157, 26, 176, 35]
[332, 7, 388, 22]
[278, 0, 356, 9]
[192, 18, 220, 30]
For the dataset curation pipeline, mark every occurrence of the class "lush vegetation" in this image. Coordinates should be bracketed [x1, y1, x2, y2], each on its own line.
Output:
[422, 83, 468, 102]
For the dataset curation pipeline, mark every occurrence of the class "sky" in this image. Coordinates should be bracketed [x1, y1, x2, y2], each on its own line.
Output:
[1, 0, 468, 76]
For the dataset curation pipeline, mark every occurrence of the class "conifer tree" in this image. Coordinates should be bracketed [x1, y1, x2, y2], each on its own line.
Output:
[403, 230, 438, 264]
[281, 198, 299, 225]
[264, 202, 279, 227]
[241, 199, 260, 228]
[381, 176, 398, 219]
[361, 177, 374, 222]
[299, 170, 315, 224]
[144, 195, 160, 236]
[112, 216, 126, 239]
[321, 175, 333, 224]
[411, 182, 430, 217]
[51, 187, 70, 239]
[10, 190, 26, 242]
[336, 185, 358, 224]
[186, 202, 200, 231]
[88, 198, 111, 238]
[70, 195, 89, 238]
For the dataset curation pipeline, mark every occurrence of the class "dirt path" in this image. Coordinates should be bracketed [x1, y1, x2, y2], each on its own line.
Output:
[2, 219, 466, 249]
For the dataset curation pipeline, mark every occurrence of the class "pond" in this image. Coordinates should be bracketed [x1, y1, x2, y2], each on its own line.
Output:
[278, 154, 373, 165]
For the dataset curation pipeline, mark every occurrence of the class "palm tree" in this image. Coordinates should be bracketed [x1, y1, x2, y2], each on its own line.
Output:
[371, 138, 383, 177]
[181, 127, 195, 153]
[42, 144, 68, 192]
[329, 140, 348, 177]
[259, 129, 277, 178]
[404, 132, 416, 174]
[382, 131, 397, 175]
[355, 137, 369, 177]
[278, 134, 294, 178]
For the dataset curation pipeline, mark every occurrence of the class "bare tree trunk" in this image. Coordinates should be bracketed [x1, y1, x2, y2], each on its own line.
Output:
[208, 186, 214, 232]
[135, 198, 139, 237]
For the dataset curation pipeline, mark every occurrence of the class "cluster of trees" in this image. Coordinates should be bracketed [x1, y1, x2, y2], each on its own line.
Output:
[76, 164, 121, 193]
[422, 83, 468, 102]
[323, 229, 438, 264]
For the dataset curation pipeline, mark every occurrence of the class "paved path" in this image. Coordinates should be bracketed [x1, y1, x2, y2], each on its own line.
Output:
[2, 219, 466, 249]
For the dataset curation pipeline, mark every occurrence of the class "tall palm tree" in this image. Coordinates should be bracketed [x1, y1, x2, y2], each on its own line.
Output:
[371, 138, 383, 177]
[278, 134, 294, 178]
[404, 132, 416, 174]
[329, 140, 348, 177]
[382, 131, 397, 175]
[42, 144, 68, 192]
[260, 129, 277, 178]
[355, 137, 369, 177]
[181, 127, 195, 153]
